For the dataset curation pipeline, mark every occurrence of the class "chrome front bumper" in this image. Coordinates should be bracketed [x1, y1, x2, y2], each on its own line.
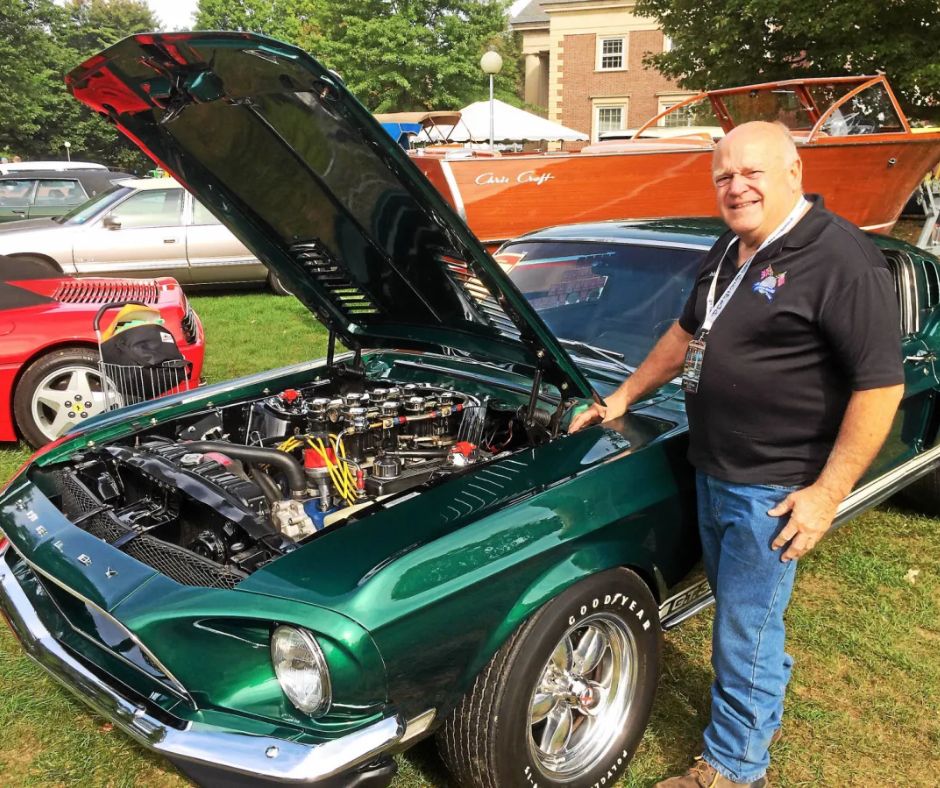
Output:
[0, 543, 404, 784]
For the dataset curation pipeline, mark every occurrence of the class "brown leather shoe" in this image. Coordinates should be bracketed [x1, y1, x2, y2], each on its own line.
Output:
[654, 757, 768, 788]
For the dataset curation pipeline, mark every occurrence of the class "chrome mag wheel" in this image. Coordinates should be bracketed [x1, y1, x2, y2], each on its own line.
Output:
[30, 363, 113, 441]
[527, 612, 638, 779]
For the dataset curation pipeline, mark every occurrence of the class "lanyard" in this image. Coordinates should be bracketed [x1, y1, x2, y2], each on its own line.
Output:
[702, 197, 810, 333]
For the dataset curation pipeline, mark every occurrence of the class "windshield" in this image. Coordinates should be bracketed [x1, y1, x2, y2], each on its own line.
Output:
[55, 184, 132, 225]
[501, 240, 705, 368]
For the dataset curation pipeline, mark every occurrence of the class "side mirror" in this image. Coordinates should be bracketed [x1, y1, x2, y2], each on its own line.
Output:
[103, 214, 122, 230]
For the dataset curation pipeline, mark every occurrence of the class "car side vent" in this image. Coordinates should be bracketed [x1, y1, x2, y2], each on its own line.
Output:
[290, 242, 382, 318]
[439, 255, 521, 339]
[442, 457, 528, 523]
[53, 280, 160, 305]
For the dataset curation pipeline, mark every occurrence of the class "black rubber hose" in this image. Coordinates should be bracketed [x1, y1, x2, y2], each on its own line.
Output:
[185, 441, 307, 497]
[250, 466, 283, 505]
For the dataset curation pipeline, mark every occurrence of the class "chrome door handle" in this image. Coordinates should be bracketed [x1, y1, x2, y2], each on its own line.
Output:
[904, 350, 937, 364]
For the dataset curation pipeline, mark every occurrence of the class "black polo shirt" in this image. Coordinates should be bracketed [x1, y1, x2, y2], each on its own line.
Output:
[677, 195, 904, 485]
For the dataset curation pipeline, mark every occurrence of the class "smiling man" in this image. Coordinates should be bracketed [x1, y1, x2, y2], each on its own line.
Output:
[569, 121, 904, 786]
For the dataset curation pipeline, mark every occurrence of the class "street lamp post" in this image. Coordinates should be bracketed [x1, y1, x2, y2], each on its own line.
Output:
[479, 50, 503, 150]
[63, 141, 71, 162]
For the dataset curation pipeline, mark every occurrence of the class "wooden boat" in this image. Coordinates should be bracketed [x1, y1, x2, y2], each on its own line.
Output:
[412, 76, 940, 248]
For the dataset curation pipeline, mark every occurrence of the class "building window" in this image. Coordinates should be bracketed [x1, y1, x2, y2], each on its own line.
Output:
[663, 35, 673, 53]
[658, 96, 698, 127]
[597, 36, 626, 71]
[595, 105, 625, 141]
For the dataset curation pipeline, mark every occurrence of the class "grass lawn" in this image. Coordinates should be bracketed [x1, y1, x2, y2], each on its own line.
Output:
[1, 290, 938, 787]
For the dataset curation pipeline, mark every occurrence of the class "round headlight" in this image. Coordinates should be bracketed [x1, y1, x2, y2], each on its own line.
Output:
[271, 626, 332, 716]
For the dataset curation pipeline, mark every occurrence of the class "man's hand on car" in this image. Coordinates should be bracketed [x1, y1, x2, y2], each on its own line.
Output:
[568, 401, 608, 433]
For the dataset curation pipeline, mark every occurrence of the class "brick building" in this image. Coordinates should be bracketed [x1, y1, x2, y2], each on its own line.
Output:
[512, 0, 696, 141]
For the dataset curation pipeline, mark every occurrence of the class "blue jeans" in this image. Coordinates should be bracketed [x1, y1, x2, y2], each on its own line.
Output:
[696, 473, 799, 784]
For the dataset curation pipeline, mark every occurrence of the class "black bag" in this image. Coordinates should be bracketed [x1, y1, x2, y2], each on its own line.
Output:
[100, 323, 183, 367]
[100, 323, 188, 401]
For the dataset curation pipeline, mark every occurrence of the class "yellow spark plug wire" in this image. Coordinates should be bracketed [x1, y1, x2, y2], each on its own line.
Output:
[332, 431, 360, 494]
[307, 438, 357, 506]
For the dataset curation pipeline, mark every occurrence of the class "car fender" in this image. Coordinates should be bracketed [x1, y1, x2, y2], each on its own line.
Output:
[455, 540, 662, 695]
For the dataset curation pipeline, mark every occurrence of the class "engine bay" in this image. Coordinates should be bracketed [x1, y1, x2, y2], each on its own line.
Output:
[45, 374, 541, 588]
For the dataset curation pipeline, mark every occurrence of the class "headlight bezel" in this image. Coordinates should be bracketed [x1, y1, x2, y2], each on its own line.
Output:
[271, 625, 332, 717]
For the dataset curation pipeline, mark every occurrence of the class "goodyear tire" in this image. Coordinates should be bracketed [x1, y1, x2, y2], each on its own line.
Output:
[438, 568, 661, 788]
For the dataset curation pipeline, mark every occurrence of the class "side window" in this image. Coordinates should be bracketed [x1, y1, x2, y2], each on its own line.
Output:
[109, 188, 183, 228]
[191, 199, 220, 226]
[0, 179, 37, 207]
[884, 252, 918, 336]
[918, 256, 940, 310]
[34, 179, 86, 205]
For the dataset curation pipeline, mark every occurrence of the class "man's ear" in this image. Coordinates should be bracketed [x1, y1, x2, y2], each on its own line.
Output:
[788, 156, 803, 191]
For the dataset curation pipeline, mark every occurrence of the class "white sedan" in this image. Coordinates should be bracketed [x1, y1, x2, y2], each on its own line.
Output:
[0, 178, 293, 293]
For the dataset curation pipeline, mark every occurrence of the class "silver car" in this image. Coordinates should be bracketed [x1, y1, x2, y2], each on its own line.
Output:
[0, 178, 292, 293]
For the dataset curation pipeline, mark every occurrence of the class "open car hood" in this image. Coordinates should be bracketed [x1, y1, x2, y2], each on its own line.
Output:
[67, 32, 596, 400]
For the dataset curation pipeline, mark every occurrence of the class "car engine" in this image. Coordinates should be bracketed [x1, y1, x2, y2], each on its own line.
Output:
[47, 379, 531, 588]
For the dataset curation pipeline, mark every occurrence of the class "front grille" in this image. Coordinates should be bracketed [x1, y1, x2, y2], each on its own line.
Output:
[7, 547, 192, 709]
[124, 536, 243, 590]
[53, 280, 160, 305]
[58, 470, 245, 590]
[180, 306, 198, 344]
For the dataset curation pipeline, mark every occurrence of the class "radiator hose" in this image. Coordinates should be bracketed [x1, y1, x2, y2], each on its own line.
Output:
[185, 441, 307, 499]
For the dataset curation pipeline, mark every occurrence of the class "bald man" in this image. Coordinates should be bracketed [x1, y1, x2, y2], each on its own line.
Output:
[570, 121, 904, 787]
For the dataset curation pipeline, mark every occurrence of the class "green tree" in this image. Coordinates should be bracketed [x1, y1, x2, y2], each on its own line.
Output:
[63, 0, 158, 54]
[196, 0, 521, 112]
[0, 0, 67, 157]
[196, 0, 315, 42]
[0, 0, 159, 170]
[54, 0, 160, 172]
[636, 0, 940, 122]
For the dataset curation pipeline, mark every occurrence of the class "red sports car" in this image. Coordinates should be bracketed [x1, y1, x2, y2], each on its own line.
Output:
[0, 256, 205, 447]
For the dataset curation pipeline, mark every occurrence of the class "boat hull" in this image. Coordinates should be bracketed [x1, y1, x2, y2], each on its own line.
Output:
[414, 134, 940, 246]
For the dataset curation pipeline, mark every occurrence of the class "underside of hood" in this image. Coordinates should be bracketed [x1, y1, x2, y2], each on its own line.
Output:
[66, 32, 595, 401]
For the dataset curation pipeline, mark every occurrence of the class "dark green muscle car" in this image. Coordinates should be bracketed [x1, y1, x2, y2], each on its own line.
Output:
[2, 32, 939, 788]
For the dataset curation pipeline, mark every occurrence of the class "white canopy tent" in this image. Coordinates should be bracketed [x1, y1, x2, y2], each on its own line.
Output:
[445, 100, 588, 143]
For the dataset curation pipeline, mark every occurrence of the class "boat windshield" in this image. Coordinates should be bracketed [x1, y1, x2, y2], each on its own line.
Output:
[500, 239, 705, 369]
[714, 80, 904, 136]
[719, 86, 820, 131]
[817, 83, 905, 135]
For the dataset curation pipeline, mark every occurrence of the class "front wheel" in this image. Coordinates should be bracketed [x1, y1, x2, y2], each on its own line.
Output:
[438, 568, 661, 788]
[13, 348, 114, 448]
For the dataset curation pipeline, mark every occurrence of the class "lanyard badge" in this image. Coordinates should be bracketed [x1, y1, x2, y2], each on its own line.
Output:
[682, 331, 708, 393]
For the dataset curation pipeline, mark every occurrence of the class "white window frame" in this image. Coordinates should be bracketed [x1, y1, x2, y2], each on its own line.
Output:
[596, 36, 627, 71]
[593, 101, 627, 142]
[663, 35, 673, 53]
[657, 94, 698, 127]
